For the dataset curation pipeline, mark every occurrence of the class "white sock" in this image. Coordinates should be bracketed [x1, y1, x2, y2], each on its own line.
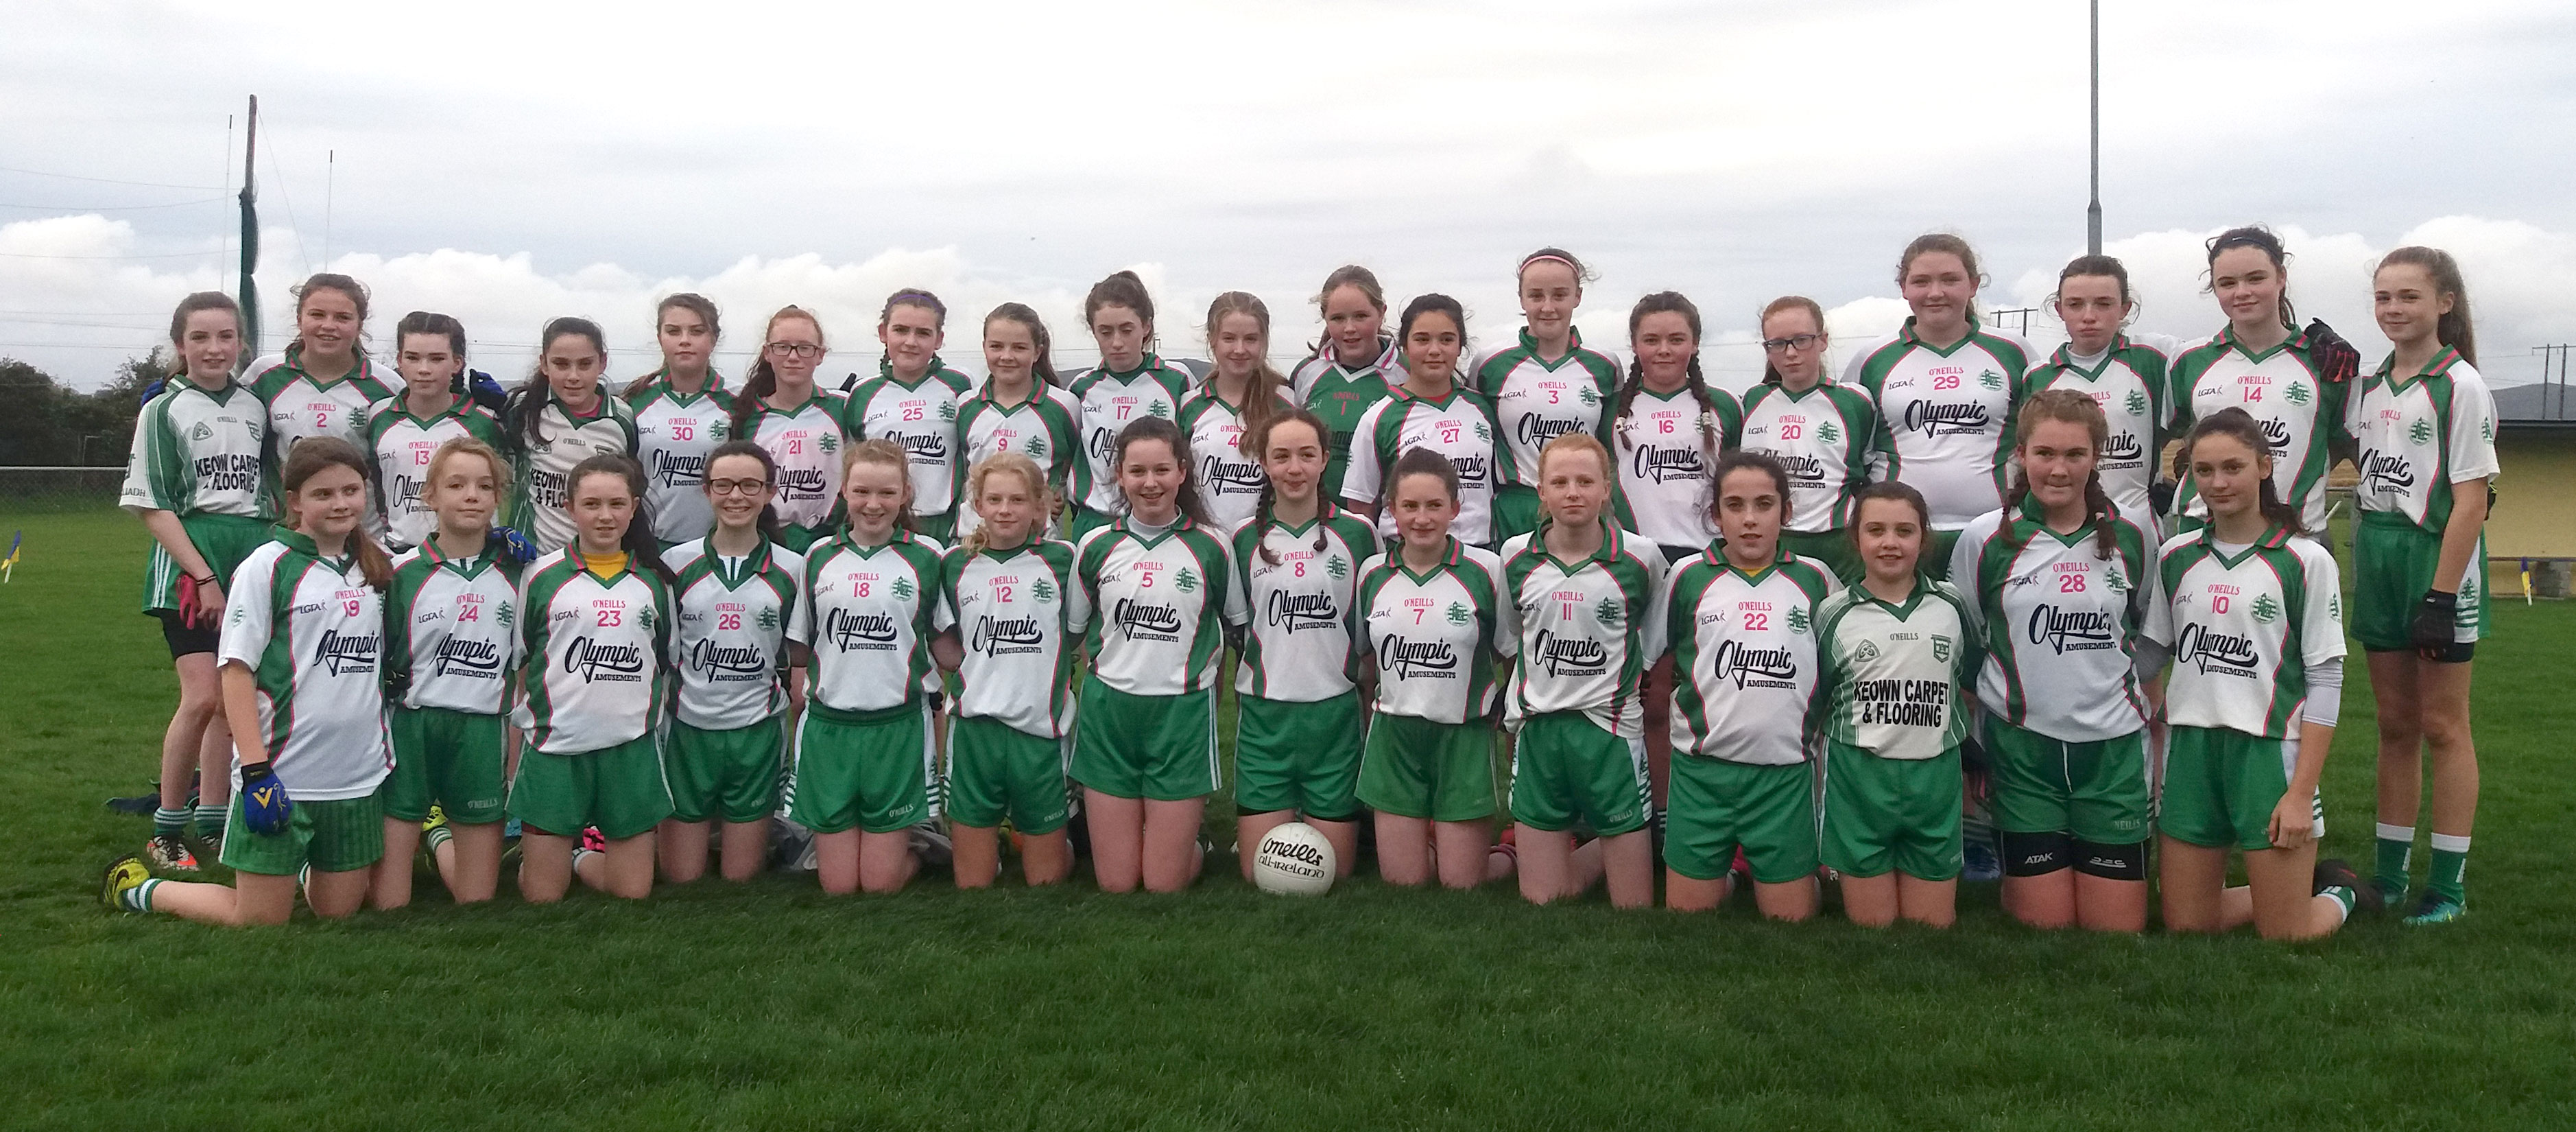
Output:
[2429, 832, 2472, 853]
[2376, 823, 2415, 842]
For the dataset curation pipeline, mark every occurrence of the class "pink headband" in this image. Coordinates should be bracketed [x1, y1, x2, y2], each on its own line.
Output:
[1519, 253, 1578, 275]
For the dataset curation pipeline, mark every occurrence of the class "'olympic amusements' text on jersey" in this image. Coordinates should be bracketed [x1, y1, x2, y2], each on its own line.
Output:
[1737, 382, 1878, 534]
[746, 393, 849, 535]
[1845, 318, 2032, 529]
[1290, 339, 1398, 500]
[1075, 517, 1246, 696]
[626, 373, 734, 545]
[2017, 335, 2173, 523]
[2348, 346, 2500, 533]
[1232, 504, 1378, 701]
[1340, 386, 1503, 545]
[1656, 552, 1839, 766]
[1179, 388, 1291, 532]
[1949, 499, 2157, 743]
[936, 539, 1089, 738]
[516, 549, 673, 755]
[385, 539, 523, 715]
[663, 538, 807, 730]
[2144, 526, 2344, 740]
[1067, 356, 1192, 515]
[845, 359, 973, 521]
[1814, 578, 1979, 759]
[1357, 539, 1514, 725]
[1499, 523, 1667, 738]
[954, 382, 1081, 539]
[1474, 327, 1623, 487]
[121, 378, 271, 519]
[359, 395, 506, 550]
[2167, 325, 2351, 532]
[798, 530, 946, 714]
[512, 394, 640, 554]
[1611, 384, 1743, 550]
[219, 529, 392, 801]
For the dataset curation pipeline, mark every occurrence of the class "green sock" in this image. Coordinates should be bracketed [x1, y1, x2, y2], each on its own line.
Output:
[153, 807, 189, 838]
[121, 877, 161, 913]
[2373, 823, 2413, 892]
[195, 803, 228, 840]
[2429, 834, 2470, 905]
[2323, 885, 2357, 922]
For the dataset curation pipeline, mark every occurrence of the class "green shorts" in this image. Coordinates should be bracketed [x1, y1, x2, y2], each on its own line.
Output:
[909, 510, 956, 543]
[791, 700, 937, 835]
[2352, 511, 2485, 653]
[1356, 712, 1499, 823]
[1921, 528, 1963, 582]
[141, 511, 271, 615]
[2160, 724, 2319, 851]
[1983, 720, 2150, 845]
[508, 733, 674, 841]
[1821, 741, 1961, 880]
[774, 523, 832, 554]
[665, 716, 786, 825]
[220, 793, 385, 875]
[1067, 505, 1117, 543]
[381, 705, 508, 825]
[1071, 678, 1219, 801]
[1509, 711, 1651, 836]
[1780, 528, 1863, 585]
[945, 714, 1071, 834]
[1665, 755, 1819, 884]
[1490, 484, 1544, 545]
[1235, 690, 1365, 821]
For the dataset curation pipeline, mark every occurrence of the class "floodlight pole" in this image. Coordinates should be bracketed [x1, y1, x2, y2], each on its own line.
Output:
[2087, 0, 2103, 256]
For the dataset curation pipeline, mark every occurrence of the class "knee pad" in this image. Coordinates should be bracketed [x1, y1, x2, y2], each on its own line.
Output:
[2074, 839, 2149, 880]
[2001, 830, 2073, 877]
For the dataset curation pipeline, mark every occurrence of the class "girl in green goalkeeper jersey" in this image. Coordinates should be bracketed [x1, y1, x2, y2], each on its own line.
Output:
[1289, 265, 1397, 503]
[1477, 249, 1623, 546]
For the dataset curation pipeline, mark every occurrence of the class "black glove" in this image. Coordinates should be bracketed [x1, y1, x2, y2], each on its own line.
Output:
[2409, 590, 2457, 652]
[2303, 320, 2360, 385]
[2149, 480, 2177, 515]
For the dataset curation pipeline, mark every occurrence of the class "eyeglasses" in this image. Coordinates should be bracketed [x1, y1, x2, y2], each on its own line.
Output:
[1759, 333, 1823, 353]
[764, 342, 823, 359]
[708, 478, 771, 495]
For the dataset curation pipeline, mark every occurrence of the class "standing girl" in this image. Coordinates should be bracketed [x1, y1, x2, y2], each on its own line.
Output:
[932, 452, 1088, 888]
[1845, 235, 2034, 576]
[2023, 257, 2174, 527]
[953, 303, 1082, 541]
[2142, 410, 2364, 940]
[1179, 291, 1291, 530]
[104, 438, 394, 924]
[845, 290, 974, 541]
[512, 456, 676, 902]
[248, 272, 398, 458]
[1289, 265, 1398, 502]
[2352, 247, 2499, 925]
[1066, 272, 1195, 539]
[1232, 408, 1379, 880]
[627, 293, 734, 547]
[1355, 449, 1515, 889]
[504, 317, 639, 554]
[2167, 226, 2360, 533]
[1813, 482, 1980, 928]
[374, 438, 521, 908]
[1656, 452, 1839, 919]
[1477, 249, 1623, 545]
[1500, 434, 1665, 908]
[1739, 296, 1879, 584]
[1946, 392, 2159, 932]
[1072, 417, 1247, 893]
[794, 440, 947, 895]
[660, 441, 807, 884]
[360, 311, 505, 552]
[731, 305, 850, 552]
[1341, 295, 1503, 546]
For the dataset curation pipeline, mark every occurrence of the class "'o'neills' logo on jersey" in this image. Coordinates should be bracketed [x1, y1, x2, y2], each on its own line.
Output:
[1515, 413, 1584, 450]
[2172, 621, 2260, 678]
[824, 606, 898, 652]
[652, 449, 706, 489]
[2027, 603, 2119, 653]
[1711, 638, 1799, 689]
[315, 628, 379, 677]
[777, 466, 830, 501]
[1903, 399, 1992, 436]
[1266, 589, 1341, 633]
[1531, 629, 1608, 677]
[562, 635, 647, 682]
[1200, 451, 1265, 498]
[2359, 449, 2416, 495]
[433, 636, 501, 679]
[1378, 634, 1458, 679]
[970, 614, 1046, 656]
[688, 637, 770, 680]
[1631, 442, 1706, 484]
[191, 452, 262, 493]
[1112, 598, 1183, 642]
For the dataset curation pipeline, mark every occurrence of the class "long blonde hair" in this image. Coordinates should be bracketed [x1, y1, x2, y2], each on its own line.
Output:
[1204, 290, 1287, 453]
[961, 451, 1055, 554]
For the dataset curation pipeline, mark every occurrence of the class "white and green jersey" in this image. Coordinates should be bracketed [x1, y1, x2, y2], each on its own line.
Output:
[1178, 388, 1291, 530]
[1737, 381, 1879, 534]
[1654, 551, 1839, 765]
[1290, 339, 1400, 500]
[625, 373, 734, 545]
[1815, 578, 1979, 759]
[2348, 346, 2500, 532]
[798, 530, 945, 714]
[120, 377, 271, 519]
[247, 346, 400, 458]
[1074, 517, 1245, 696]
[1339, 386, 1503, 545]
[936, 539, 1088, 738]
[1357, 539, 1514, 724]
[2168, 325, 2352, 532]
[357, 395, 507, 550]
[1948, 499, 2157, 743]
[1473, 328, 1623, 488]
[1610, 384, 1742, 550]
[844, 359, 973, 521]
[515, 549, 673, 755]
[954, 381, 1081, 539]
[1499, 523, 1667, 738]
[2018, 335, 2173, 523]
[663, 537, 805, 731]
[1232, 503, 1378, 701]
[2144, 526, 2344, 739]
[1066, 355, 1193, 514]
[218, 529, 392, 801]
[385, 539, 523, 715]
[510, 394, 640, 554]
[1845, 318, 2032, 530]
[744, 392, 848, 537]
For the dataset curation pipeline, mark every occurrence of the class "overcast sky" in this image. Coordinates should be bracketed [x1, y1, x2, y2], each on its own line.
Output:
[6, 0, 2574, 393]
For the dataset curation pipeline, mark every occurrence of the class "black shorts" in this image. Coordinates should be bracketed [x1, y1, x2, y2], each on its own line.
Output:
[156, 609, 219, 659]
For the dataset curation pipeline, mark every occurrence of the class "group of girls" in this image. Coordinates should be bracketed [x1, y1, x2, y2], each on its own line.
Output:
[105, 226, 2496, 937]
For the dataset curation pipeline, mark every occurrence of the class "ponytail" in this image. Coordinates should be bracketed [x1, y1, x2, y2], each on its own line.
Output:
[731, 305, 824, 439]
[2376, 246, 2478, 366]
[567, 454, 673, 583]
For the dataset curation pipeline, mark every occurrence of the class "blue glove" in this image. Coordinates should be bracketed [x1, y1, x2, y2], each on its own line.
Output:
[238, 761, 294, 836]
[141, 379, 167, 405]
[464, 369, 509, 412]
[488, 526, 540, 565]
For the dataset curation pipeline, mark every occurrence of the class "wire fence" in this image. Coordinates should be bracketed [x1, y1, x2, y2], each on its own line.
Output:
[0, 466, 123, 513]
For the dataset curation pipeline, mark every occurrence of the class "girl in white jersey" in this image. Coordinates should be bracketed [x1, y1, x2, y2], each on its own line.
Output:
[1844, 234, 2034, 577]
[122, 292, 269, 872]
[954, 303, 1081, 541]
[1501, 434, 1665, 908]
[1178, 291, 1291, 529]
[247, 272, 399, 469]
[1477, 248, 1623, 545]
[1946, 392, 2157, 932]
[1741, 296, 1878, 584]
[1289, 266, 1398, 503]
[1232, 408, 1379, 880]
[360, 312, 505, 552]
[1654, 452, 1839, 919]
[1072, 416, 1248, 893]
[931, 453, 1086, 888]
[105, 439, 395, 925]
[2022, 257, 2175, 528]
[512, 456, 676, 903]
[2139, 410, 2366, 940]
[659, 441, 808, 884]
[1341, 294, 1504, 545]
[625, 293, 734, 547]
[1066, 271, 1193, 541]
[794, 440, 948, 895]
[730, 305, 850, 553]
[373, 437, 520, 908]
[844, 290, 974, 542]
[2166, 226, 2361, 534]
[503, 318, 639, 554]
[2354, 248, 2499, 925]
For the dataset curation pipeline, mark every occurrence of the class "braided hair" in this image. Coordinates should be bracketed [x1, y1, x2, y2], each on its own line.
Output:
[2003, 389, 2121, 559]
[1245, 406, 1333, 565]
[1614, 291, 1721, 457]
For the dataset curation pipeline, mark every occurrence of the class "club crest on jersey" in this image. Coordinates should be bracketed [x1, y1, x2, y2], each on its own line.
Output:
[316, 628, 379, 677]
[1379, 634, 1457, 679]
[1931, 635, 1952, 662]
[824, 606, 898, 652]
[563, 636, 647, 682]
[1712, 638, 1799, 689]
